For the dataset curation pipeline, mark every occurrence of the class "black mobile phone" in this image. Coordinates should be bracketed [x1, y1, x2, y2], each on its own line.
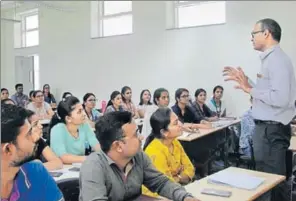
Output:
[69, 167, 80, 172]
[50, 172, 63, 177]
[201, 188, 232, 197]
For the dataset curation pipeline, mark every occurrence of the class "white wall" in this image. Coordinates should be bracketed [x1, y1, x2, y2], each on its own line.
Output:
[1, 1, 296, 116]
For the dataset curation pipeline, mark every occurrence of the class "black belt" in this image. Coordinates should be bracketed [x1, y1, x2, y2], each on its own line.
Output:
[254, 119, 281, 125]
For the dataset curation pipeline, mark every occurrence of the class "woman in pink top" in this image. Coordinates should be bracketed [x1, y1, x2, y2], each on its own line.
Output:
[121, 86, 139, 119]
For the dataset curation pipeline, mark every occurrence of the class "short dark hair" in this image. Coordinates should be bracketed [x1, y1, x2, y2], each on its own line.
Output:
[15, 83, 23, 90]
[213, 85, 224, 93]
[153, 88, 169, 105]
[95, 111, 132, 153]
[257, 18, 282, 42]
[175, 88, 189, 103]
[1, 104, 28, 144]
[1, 88, 8, 93]
[195, 88, 206, 97]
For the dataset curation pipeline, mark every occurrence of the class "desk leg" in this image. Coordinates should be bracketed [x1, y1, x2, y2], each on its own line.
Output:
[223, 128, 230, 168]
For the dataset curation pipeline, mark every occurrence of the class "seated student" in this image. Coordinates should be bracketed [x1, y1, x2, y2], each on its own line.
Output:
[26, 90, 55, 120]
[43, 84, 57, 108]
[1, 104, 63, 201]
[10, 83, 29, 107]
[207, 85, 227, 117]
[240, 96, 255, 157]
[82, 93, 102, 127]
[26, 110, 63, 170]
[137, 89, 153, 118]
[1, 88, 9, 100]
[121, 86, 139, 118]
[192, 88, 218, 122]
[61, 91, 72, 101]
[142, 108, 195, 197]
[1, 98, 15, 105]
[104, 91, 124, 114]
[50, 96, 100, 164]
[172, 88, 212, 130]
[79, 111, 200, 201]
[141, 88, 170, 141]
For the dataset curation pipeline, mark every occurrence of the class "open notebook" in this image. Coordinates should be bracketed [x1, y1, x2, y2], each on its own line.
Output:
[207, 170, 265, 190]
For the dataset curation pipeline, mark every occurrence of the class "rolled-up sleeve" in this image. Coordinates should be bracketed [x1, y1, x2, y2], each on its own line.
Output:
[251, 58, 291, 108]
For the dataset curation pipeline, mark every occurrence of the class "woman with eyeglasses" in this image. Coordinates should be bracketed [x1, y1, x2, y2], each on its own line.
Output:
[207, 85, 227, 117]
[26, 109, 63, 171]
[82, 93, 101, 127]
[121, 86, 139, 119]
[50, 96, 100, 164]
[43, 84, 57, 108]
[26, 90, 55, 120]
[172, 88, 212, 130]
[142, 107, 195, 197]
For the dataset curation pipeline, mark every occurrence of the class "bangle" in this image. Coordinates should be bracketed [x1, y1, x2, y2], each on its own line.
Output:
[177, 174, 182, 179]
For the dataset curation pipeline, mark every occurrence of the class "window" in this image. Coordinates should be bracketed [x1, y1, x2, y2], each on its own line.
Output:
[14, 9, 39, 48]
[168, 1, 226, 29]
[90, 1, 133, 38]
[32, 54, 40, 90]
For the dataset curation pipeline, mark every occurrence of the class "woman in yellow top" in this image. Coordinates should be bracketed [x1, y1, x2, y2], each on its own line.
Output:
[142, 107, 195, 197]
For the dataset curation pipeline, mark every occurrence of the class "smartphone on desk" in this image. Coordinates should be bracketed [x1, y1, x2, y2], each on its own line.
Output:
[201, 188, 232, 197]
[69, 167, 80, 172]
[49, 172, 63, 177]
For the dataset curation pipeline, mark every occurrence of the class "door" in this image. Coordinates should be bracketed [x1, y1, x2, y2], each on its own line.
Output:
[15, 56, 34, 95]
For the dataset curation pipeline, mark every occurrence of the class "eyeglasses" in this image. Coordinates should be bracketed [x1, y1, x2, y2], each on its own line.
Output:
[181, 95, 189, 98]
[251, 30, 264, 38]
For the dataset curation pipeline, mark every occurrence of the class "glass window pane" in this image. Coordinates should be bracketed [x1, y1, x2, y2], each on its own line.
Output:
[177, 1, 225, 28]
[26, 30, 39, 47]
[25, 15, 38, 30]
[103, 15, 132, 37]
[103, 1, 132, 15]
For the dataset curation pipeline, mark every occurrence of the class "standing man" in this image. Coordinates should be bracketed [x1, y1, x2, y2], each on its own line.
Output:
[223, 18, 296, 201]
[11, 83, 29, 107]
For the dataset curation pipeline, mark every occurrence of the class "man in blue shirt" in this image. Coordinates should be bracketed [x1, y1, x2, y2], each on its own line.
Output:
[1, 104, 63, 201]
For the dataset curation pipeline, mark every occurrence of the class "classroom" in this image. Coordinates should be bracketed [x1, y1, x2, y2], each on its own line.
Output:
[1, 1, 296, 201]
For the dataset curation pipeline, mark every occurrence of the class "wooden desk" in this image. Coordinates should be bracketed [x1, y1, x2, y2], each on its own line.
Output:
[185, 167, 285, 201]
[178, 119, 241, 142]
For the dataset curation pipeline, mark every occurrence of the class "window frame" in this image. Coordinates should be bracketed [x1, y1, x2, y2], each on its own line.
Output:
[172, 1, 226, 29]
[99, 1, 133, 37]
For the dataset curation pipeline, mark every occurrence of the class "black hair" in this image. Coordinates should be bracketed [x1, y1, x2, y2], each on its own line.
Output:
[1, 98, 15, 105]
[213, 85, 224, 93]
[15, 83, 23, 90]
[29, 90, 35, 98]
[121, 86, 132, 103]
[107, 91, 121, 107]
[82, 93, 96, 119]
[143, 107, 172, 150]
[95, 111, 132, 153]
[153, 88, 169, 105]
[1, 104, 28, 143]
[257, 18, 282, 42]
[61, 92, 73, 101]
[43, 84, 54, 99]
[175, 88, 189, 103]
[194, 88, 207, 97]
[49, 96, 80, 132]
[139, 89, 152, 106]
[1, 88, 8, 93]
[25, 109, 35, 123]
[32, 90, 43, 98]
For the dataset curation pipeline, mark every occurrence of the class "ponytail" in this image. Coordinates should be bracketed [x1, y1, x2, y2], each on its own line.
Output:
[143, 133, 156, 151]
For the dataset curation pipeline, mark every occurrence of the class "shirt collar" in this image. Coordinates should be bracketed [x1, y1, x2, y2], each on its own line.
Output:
[100, 150, 135, 166]
[259, 44, 280, 60]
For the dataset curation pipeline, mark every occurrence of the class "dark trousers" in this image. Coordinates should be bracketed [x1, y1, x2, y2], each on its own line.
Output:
[253, 122, 291, 201]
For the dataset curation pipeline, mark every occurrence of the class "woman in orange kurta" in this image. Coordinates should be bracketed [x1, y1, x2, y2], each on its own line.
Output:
[142, 107, 195, 197]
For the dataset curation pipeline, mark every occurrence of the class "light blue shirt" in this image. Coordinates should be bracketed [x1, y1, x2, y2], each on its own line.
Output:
[50, 123, 99, 157]
[250, 45, 296, 125]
